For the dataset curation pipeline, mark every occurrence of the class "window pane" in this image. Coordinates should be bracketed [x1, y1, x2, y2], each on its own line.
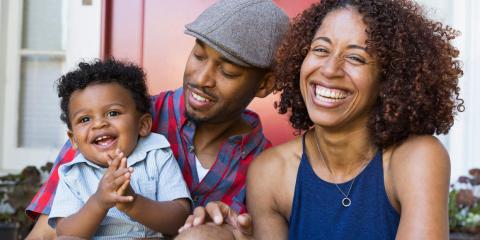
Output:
[22, 0, 64, 50]
[18, 55, 65, 148]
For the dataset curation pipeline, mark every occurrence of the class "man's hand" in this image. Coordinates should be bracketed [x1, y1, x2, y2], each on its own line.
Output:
[178, 201, 253, 240]
[93, 150, 134, 210]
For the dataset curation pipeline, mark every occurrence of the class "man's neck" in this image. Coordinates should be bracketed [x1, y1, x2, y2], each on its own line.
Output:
[193, 115, 252, 168]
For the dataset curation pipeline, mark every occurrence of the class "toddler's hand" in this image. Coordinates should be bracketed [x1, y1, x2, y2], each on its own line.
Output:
[114, 151, 137, 212]
[93, 150, 134, 210]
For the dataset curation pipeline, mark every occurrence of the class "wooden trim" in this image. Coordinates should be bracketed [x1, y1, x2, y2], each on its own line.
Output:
[100, 0, 112, 60]
[139, 0, 145, 66]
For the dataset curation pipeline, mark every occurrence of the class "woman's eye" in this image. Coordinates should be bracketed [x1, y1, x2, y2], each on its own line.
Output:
[107, 111, 120, 117]
[79, 116, 90, 123]
[346, 55, 367, 65]
[312, 47, 329, 55]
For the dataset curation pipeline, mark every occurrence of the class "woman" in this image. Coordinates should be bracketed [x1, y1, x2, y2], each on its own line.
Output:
[247, 0, 463, 239]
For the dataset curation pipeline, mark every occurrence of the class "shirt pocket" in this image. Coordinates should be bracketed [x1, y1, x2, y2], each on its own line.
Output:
[137, 180, 157, 200]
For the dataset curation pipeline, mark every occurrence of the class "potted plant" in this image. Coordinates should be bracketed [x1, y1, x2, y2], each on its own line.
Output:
[449, 168, 480, 240]
[0, 163, 52, 240]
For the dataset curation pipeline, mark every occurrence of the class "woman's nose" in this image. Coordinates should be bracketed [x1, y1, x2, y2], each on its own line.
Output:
[320, 55, 344, 79]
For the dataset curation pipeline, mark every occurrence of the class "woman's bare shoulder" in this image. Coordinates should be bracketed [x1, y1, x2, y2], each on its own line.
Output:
[386, 135, 450, 202]
[388, 135, 449, 167]
[252, 136, 303, 170]
[247, 135, 303, 217]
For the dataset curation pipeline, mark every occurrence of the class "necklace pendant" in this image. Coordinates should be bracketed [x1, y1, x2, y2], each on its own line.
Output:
[342, 197, 351, 207]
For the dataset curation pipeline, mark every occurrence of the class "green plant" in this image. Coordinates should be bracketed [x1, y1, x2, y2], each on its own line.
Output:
[0, 163, 52, 239]
[449, 168, 480, 234]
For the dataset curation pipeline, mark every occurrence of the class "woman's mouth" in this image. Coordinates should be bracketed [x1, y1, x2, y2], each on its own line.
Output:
[310, 84, 351, 108]
[315, 85, 348, 101]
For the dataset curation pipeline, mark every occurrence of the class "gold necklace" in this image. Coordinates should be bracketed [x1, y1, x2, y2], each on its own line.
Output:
[312, 130, 374, 207]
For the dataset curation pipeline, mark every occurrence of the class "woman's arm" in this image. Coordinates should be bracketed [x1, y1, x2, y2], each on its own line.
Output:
[247, 149, 290, 240]
[389, 135, 450, 239]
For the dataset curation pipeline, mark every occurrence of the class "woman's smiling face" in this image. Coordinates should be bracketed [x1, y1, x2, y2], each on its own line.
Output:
[300, 7, 380, 131]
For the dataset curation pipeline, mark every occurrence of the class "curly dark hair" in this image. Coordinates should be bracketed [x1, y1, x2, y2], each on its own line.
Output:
[57, 58, 150, 129]
[275, 0, 464, 148]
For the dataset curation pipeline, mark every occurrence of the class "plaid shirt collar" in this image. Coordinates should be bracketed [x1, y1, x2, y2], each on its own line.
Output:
[179, 109, 264, 159]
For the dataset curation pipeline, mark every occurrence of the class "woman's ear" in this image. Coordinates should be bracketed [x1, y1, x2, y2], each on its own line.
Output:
[138, 113, 153, 137]
[67, 130, 78, 149]
[255, 72, 276, 98]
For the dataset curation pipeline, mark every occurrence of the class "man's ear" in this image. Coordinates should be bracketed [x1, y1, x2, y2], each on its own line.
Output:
[67, 130, 78, 149]
[139, 113, 152, 137]
[255, 72, 276, 98]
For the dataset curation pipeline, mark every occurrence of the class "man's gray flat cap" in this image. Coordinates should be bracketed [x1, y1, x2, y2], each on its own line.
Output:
[185, 0, 289, 69]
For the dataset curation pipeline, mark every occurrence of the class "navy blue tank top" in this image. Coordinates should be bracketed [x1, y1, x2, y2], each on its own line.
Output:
[288, 135, 400, 240]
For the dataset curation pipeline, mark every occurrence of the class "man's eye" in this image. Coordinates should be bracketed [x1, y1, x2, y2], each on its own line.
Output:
[193, 53, 206, 61]
[79, 116, 90, 123]
[107, 111, 120, 117]
[221, 70, 237, 79]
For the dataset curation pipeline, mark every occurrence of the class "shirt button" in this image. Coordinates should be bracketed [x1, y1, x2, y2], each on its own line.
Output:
[188, 145, 195, 152]
[241, 150, 246, 158]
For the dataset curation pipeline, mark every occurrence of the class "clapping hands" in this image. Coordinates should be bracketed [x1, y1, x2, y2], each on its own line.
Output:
[93, 149, 136, 212]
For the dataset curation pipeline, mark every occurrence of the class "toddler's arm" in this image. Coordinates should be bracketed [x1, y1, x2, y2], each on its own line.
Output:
[116, 149, 191, 236]
[55, 153, 133, 238]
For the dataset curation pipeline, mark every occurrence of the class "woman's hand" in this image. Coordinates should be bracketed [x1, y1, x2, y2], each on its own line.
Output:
[178, 201, 253, 240]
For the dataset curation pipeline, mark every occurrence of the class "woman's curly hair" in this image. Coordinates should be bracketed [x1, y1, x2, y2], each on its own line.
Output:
[57, 58, 150, 129]
[275, 0, 464, 148]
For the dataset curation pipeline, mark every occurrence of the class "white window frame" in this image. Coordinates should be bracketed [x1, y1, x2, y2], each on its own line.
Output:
[416, 0, 479, 181]
[1, 0, 101, 171]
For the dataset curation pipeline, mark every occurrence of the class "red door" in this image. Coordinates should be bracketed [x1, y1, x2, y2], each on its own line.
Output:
[101, 0, 318, 146]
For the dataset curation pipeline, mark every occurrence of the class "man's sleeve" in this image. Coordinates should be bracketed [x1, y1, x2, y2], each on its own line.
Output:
[26, 140, 78, 220]
[150, 92, 168, 133]
[229, 187, 247, 214]
[225, 142, 272, 214]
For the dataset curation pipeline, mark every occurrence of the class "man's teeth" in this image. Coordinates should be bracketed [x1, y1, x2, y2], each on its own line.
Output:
[192, 92, 210, 102]
[315, 85, 348, 101]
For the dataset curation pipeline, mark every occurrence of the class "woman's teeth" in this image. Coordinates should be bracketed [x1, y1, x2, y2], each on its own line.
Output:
[315, 85, 348, 101]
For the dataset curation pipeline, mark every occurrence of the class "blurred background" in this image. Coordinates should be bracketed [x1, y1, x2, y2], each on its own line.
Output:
[0, 0, 478, 183]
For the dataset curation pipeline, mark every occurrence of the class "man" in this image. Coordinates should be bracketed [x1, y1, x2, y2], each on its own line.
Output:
[25, 0, 289, 239]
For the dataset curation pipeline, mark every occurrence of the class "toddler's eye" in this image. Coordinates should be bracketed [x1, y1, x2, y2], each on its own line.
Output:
[107, 111, 120, 117]
[79, 116, 90, 123]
